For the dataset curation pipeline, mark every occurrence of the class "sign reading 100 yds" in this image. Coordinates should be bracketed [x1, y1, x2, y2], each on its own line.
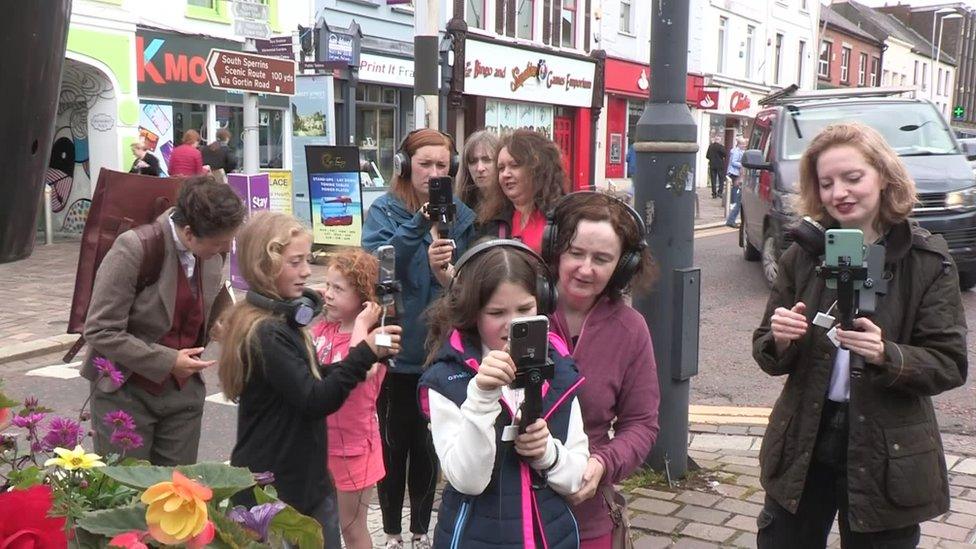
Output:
[206, 48, 296, 96]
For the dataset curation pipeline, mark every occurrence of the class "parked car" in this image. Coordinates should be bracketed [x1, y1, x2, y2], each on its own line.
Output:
[738, 86, 976, 290]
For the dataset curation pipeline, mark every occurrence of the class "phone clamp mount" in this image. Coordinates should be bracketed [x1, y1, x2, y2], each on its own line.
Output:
[374, 279, 404, 328]
[815, 243, 887, 377]
[429, 202, 456, 239]
[513, 357, 555, 437]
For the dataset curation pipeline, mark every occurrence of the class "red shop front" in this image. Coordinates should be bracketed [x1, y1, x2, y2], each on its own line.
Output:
[460, 38, 596, 191]
[603, 58, 704, 178]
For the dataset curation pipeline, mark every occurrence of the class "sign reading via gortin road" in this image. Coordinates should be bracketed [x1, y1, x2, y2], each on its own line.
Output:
[206, 48, 296, 96]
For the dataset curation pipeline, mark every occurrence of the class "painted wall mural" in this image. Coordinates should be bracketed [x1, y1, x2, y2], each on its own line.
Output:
[46, 63, 115, 235]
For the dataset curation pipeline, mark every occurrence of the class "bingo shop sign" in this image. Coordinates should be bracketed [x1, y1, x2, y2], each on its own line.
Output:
[305, 145, 364, 247]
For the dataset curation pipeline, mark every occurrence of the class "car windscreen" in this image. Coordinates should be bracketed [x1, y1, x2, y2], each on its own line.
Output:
[782, 102, 959, 159]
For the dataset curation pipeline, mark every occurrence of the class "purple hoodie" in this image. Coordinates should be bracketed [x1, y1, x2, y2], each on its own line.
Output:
[550, 297, 660, 540]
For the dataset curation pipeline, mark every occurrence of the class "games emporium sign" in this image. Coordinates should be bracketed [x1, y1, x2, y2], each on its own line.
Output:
[463, 39, 595, 108]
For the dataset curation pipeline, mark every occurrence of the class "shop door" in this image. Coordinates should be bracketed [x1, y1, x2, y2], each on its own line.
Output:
[605, 97, 627, 179]
[554, 115, 573, 193]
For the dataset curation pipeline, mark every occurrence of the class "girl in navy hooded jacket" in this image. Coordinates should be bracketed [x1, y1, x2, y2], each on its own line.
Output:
[420, 241, 589, 549]
[361, 128, 475, 548]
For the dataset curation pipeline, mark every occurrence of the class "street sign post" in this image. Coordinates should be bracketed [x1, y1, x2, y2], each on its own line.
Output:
[234, 19, 271, 39]
[233, 0, 269, 20]
[206, 49, 296, 96]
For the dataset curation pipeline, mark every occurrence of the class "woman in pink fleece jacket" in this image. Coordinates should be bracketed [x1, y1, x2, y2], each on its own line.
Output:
[542, 191, 661, 548]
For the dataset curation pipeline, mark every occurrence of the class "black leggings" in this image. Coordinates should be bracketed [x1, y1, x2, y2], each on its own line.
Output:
[376, 372, 439, 536]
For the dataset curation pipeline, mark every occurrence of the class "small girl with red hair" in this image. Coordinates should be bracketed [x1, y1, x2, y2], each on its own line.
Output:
[312, 249, 387, 549]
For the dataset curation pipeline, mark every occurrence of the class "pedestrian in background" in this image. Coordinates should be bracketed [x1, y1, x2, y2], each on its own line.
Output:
[168, 129, 206, 177]
[454, 129, 499, 213]
[221, 211, 402, 549]
[753, 123, 967, 548]
[83, 176, 245, 465]
[725, 137, 747, 228]
[128, 141, 161, 176]
[544, 191, 660, 548]
[361, 128, 476, 549]
[477, 129, 567, 252]
[706, 135, 727, 198]
[200, 128, 238, 184]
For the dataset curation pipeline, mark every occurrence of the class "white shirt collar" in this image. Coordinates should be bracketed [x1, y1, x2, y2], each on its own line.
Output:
[168, 215, 196, 279]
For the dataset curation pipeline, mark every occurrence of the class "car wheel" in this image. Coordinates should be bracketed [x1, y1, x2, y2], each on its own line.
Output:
[960, 271, 976, 291]
[742, 220, 760, 262]
[761, 229, 779, 287]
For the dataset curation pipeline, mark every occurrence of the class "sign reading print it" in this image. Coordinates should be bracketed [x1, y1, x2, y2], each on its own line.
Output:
[463, 39, 596, 107]
[228, 173, 271, 290]
[305, 146, 364, 247]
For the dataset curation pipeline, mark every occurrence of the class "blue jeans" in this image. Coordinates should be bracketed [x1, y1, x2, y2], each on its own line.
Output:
[726, 180, 741, 225]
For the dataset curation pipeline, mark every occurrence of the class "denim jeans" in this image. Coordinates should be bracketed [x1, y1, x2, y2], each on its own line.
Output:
[726, 180, 741, 225]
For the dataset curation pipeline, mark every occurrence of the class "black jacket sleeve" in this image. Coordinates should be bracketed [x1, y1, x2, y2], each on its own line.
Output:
[254, 322, 378, 418]
[144, 153, 161, 176]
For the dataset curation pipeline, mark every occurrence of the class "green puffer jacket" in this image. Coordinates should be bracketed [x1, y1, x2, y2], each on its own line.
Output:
[752, 220, 968, 533]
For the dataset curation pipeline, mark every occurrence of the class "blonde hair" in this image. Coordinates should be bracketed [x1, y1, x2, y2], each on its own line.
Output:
[218, 211, 318, 402]
[797, 123, 917, 229]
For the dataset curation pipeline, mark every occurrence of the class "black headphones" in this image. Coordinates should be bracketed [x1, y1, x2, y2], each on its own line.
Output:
[246, 288, 324, 328]
[393, 128, 460, 179]
[451, 239, 557, 316]
[789, 216, 828, 257]
[541, 191, 648, 294]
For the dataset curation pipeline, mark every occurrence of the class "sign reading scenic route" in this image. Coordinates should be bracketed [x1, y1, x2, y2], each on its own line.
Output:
[206, 48, 296, 96]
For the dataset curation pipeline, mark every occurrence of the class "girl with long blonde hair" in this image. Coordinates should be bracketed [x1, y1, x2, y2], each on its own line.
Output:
[220, 211, 402, 548]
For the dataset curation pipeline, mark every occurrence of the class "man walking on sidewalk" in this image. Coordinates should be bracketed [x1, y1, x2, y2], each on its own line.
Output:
[725, 137, 746, 228]
[706, 136, 727, 198]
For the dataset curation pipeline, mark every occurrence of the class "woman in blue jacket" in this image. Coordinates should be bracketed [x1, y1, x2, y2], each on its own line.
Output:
[361, 128, 475, 549]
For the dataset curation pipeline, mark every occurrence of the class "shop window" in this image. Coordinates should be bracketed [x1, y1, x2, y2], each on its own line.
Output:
[357, 84, 400, 185]
[485, 99, 554, 139]
[560, 0, 576, 48]
[185, 0, 230, 24]
[172, 102, 208, 144]
[466, 0, 487, 30]
[259, 109, 284, 169]
[216, 105, 243, 169]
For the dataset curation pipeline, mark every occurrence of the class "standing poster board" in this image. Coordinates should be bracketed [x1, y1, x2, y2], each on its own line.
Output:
[228, 173, 271, 289]
[304, 145, 364, 247]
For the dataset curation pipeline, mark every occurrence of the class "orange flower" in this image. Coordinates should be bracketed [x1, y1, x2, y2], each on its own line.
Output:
[141, 471, 213, 545]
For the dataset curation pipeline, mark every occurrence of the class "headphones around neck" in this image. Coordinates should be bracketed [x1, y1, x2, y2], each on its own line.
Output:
[541, 191, 648, 294]
[451, 239, 557, 316]
[393, 128, 460, 180]
[246, 288, 324, 328]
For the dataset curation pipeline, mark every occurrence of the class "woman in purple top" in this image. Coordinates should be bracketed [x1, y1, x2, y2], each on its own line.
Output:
[542, 191, 661, 548]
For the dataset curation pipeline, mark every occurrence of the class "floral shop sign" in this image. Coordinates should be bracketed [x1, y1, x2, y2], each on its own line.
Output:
[463, 39, 596, 108]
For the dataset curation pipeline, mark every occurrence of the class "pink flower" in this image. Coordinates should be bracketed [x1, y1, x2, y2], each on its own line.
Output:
[93, 357, 125, 387]
[11, 412, 45, 429]
[103, 410, 136, 431]
[186, 521, 215, 549]
[41, 416, 82, 451]
[108, 531, 149, 549]
[110, 429, 144, 452]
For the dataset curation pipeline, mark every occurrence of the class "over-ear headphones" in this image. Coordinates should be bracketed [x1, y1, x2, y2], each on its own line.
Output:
[541, 191, 648, 294]
[393, 128, 460, 180]
[789, 216, 828, 257]
[451, 239, 557, 316]
[246, 288, 324, 328]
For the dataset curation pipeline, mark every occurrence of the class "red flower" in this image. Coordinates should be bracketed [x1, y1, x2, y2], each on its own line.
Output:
[0, 485, 67, 548]
[108, 531, 149, 549]
[0, 407, 10, 431]
[186, 521, 215, 549]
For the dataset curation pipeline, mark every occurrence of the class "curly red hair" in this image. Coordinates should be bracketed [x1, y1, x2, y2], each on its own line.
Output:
[327, 249, 379, 303]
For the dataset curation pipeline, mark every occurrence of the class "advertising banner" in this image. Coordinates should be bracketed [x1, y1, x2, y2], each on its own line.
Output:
[264, 170, 293, 215]
[138, 102, 175, 175]
[304, 146, 363, 247]
[228, 173, 271, 289]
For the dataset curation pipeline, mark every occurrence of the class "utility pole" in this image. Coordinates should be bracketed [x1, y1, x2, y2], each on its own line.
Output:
[414, 0, 441, 130]
[634, 0, 700, 479]
[243, 38, 260, 174]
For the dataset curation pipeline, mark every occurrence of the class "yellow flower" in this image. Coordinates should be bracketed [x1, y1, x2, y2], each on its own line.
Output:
[142, 471, 213, 545]
[43, 445, 106, 470]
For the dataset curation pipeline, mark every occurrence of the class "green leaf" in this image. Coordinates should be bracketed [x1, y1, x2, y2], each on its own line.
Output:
[253, 488, 323, 548]
[0, 391, 18, 409]
[100, 462, 256, 502]
[75, 503, 147, 536]
[7, 465, 44, 489]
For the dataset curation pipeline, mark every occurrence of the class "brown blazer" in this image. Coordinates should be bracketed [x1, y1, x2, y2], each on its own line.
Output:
[82, 210, 229, 392]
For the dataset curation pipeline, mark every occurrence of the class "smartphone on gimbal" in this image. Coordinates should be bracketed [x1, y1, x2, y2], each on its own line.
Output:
[824, 229, 864, 290]
[508, 315, 550, 389]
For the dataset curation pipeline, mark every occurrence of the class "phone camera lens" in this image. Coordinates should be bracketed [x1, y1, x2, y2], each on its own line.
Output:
[513, 324, 528, 338]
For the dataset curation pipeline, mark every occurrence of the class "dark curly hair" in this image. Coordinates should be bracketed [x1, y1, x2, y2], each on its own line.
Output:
[477, 129, 567, 225]
[171, 175, 246, 237]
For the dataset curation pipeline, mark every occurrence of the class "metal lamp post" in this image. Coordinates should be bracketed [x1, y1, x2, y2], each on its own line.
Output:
[930, 8, 957, 101]
[935, 13, 962, 109]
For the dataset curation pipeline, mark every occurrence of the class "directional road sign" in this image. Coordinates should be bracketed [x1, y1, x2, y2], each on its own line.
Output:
[206, 48, 296, 96]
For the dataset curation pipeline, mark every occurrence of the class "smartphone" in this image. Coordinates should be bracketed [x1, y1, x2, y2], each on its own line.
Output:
[376, 245, 396, 308]
[824, 229, 864, 289]
[428, 176, 454, 212]
[509, 315, 550, 372]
